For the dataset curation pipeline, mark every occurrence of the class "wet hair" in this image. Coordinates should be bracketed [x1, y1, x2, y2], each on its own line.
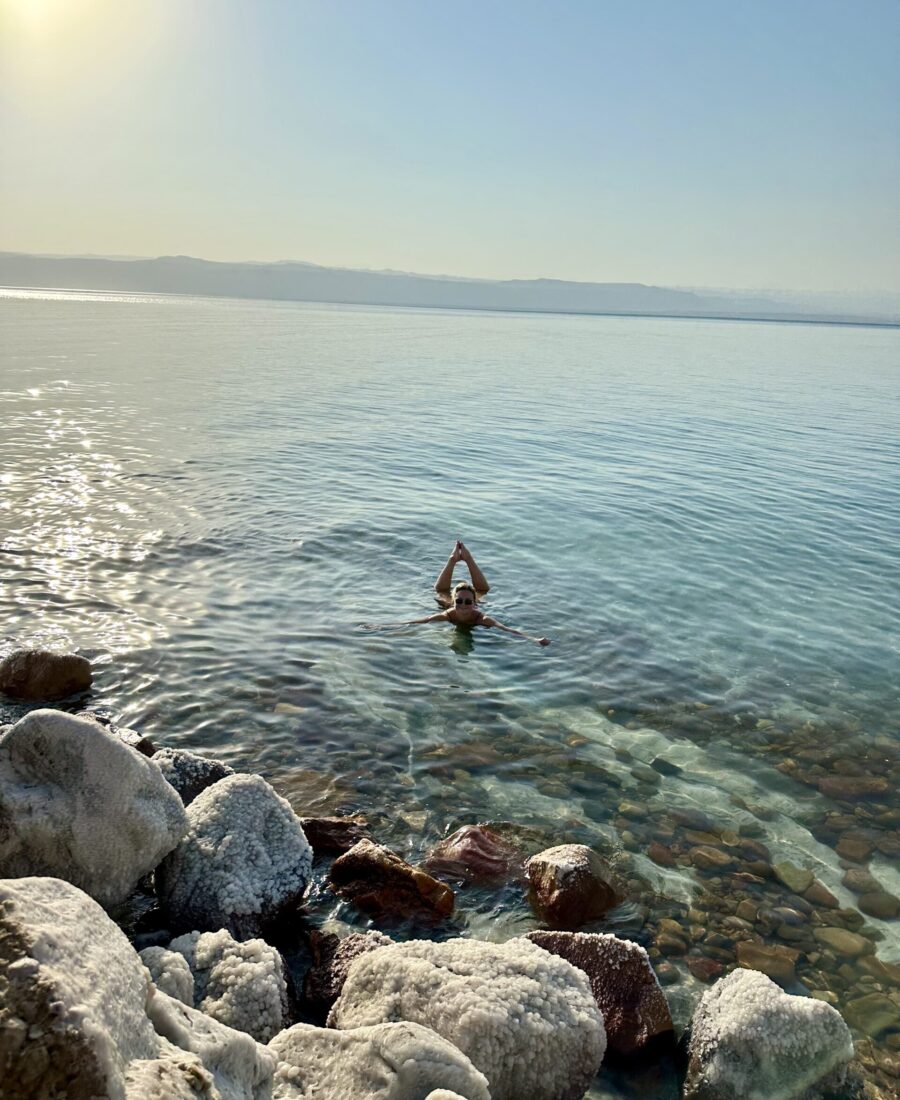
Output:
[452, 581, 477, 601]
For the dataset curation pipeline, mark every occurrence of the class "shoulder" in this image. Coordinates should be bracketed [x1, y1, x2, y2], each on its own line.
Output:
[480, 614, 496, 627]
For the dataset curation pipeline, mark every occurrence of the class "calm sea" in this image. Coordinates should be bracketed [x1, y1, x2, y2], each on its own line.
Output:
[2, 289, 899, 1092]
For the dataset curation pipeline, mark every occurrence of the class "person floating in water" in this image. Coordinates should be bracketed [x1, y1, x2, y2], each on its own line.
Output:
[366, 540, 550, 646]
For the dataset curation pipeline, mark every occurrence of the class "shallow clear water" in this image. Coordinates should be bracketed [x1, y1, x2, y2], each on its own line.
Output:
[2, 290, 899, 1092]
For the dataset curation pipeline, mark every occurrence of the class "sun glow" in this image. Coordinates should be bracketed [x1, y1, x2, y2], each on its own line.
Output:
[1, 0, 92, 34]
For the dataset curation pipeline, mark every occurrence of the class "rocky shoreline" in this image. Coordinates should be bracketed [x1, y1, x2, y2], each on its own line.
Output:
[1, 648, 898, 1099]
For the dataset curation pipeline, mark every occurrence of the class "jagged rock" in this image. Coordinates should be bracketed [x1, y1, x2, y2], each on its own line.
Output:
[525, 844, 623, 928]
[329, 937, 606, 1100]
[425, 824, 523, 883]
[329, 839, 454, 920]
[156, 773, 312, 939]
[0, 649, 92, 701]
[269, 1020, 490, 1099]
[299, 815, 369, 855]
[0, 710, 187, 906]
[0, 876, 277, 1100]
[525, 930, 673, 1057]
[167, 928, 289, 1043]
[140, 946, 195, 1004]
[684, 968, 854, 1100]
[152, 746, 235, 806]
[0, 877, 160, 1098]
[145, 989, 276, 1098]
[303, 929, 394, 1019]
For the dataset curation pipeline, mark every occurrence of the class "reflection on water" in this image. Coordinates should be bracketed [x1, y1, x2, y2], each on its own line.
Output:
[2, 290, 899, 1094]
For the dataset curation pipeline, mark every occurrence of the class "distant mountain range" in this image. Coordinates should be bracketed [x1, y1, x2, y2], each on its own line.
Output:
[1, 251, 897, 326]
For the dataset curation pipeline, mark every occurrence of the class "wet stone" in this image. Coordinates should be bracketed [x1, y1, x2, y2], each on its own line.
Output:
[525, 844, 623, 929]
[425, 824, 522, 884]
[818, 776, 890, 801]
[844, 994, 900, 1038]
[329, 839, 455, 920]
[687, 956, 724, 982]
[300, 815, 369, 855]
[629, 765, 660, 786]
[690, 846, 735, 872]
[804, 880, 840, 909]
[813, 927, 873, 958]
[647, 842, 677, 868]
[836, 832, 875, 862]
[858, 891, 900, 920]
[843, 867, 883, 895]
[735, 942, 799, 985]
[670, 808, 716, 832]
[773, 861, 815, 894]
[650, 757, 681, 777]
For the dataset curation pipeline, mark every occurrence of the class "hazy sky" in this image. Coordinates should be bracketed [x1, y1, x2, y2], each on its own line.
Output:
[1, 0, 898, 291]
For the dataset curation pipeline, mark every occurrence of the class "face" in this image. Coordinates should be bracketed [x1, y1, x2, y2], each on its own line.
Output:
[453, 588, 478, 620]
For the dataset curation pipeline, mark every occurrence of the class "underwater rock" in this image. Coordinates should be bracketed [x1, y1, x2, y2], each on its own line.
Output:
[152, 747, 235, 806]
[303, 929, 394, 1019]
[157, 773, 312, 938]
[300, 814, 369, 855]
[803, 880, 839, 909]
[690, 846, 736, 872]
[0, 709, 187, 906]
[0, 648, 92, 701]
[526, 930, 674, 1057]
[773, 861, 815, 894]
[0, 876, 161, 1099]
[812, 927, 873, 958]
[843, 993, 900, 1038]
[684, 968, 854, 1100]
[836, 832, 875, 862]
[734, 942, 800, 986]
[817, 776, 890, 801]
[525, 844, 623, 928]
[329, 937, 606, 1100]
[647, 841, 677, 867]
[425, 824, 523, 883]
[329, 839, 455, 920]
[167, 928, 289, 1044]
[270, 1021, 490, 1100]
[857, 891, 900, 919]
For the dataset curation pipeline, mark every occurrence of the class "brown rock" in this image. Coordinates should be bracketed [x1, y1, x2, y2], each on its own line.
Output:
[329, 839, 455, 919]
[836, 832, 874, 862]
[736, 900, 758, 923]
[302, 929, 393, 1018]
[844, 993, 900, 1038]
[804, 880, 840, 909]
[687, 956, 724, 982]
[735, 941, 800, 985]
[813, 927, 873, 958]
[690, 846, 736, 872]
[773, 861, 814, 894]
[525, 844, 623, 929]
[857, 956, 900, 986]
[671, 808, 716, 832]
[818, 776, 890, 801]
[526, 930, 674, 1057]
[0, 649, 92, 701]
[842, 867, 882, 895]
[657, 933, 688, 956]
[300, 815, 369, 855]
[858, 891, 900, 920]
[425, 824, 522, 883]
[647, 842, 677, 868]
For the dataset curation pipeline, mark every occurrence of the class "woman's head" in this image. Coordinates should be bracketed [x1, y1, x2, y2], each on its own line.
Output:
[451, 582, 479, 621]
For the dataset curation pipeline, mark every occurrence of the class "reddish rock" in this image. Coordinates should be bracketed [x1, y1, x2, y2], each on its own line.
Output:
[302, 929, 393, 1018]
[525, 844, 623, 929]
[526, 930, 674, 1057]
[687, 956, 724, 983]
[0, 649, 92, 701]
[647, 842, 677, 868]
[300, 815, 369, 855]
[424, 824, 522, 884]
[842, 867, 882, 895]
[817, 776, 890, 801]
[835, 832, 874, 862]
[329, 839, 455, 920]
[858, 891, 900, 920]
[689, 846, 736, 872]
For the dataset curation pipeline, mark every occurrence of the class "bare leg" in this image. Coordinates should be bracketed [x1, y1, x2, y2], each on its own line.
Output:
[434, 543, 461, 593]
[459, 541, 490, 593]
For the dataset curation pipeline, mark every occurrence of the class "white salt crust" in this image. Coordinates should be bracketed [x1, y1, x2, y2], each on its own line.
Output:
[329, 937, 606, 1100]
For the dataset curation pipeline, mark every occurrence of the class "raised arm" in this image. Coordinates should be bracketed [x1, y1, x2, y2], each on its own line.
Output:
[481, 616, 550, 646]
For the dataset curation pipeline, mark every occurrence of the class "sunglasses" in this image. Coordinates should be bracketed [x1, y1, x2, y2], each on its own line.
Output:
[455, 597, 475, 606]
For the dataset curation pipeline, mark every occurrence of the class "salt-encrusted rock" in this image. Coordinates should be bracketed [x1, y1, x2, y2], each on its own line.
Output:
[140, 945, 195, 1004]
[269, 1020, 490, 1100]
[303, 929, 394, 1019]
[0, 877, 160, 1098]
[525, 844, 623, 928]
[300, 814, 369, 855]
[425, 824, 523, 884]
[168, 928, 289, 1043]
[329, 839, 455, 920]
[0, 648, 92, 701]
[153, 746, 235, 806]
[157, 773, 312, 938]
[684, 968, 855, 1100]
[0, 710, 188, 906]
[329, 937, 606, 1100]
[525, 930, 673, 1057]
[146, 988, 277, 1098]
